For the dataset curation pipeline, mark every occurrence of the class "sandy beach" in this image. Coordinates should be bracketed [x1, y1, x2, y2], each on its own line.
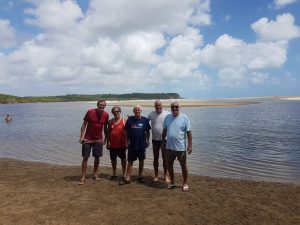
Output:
[0, 158, 299, 225]
[104, 96, 300, 108]
[105, 99, 260, 108]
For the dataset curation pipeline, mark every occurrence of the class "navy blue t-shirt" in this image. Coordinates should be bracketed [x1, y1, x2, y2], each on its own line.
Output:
[125, 116, 151, 150]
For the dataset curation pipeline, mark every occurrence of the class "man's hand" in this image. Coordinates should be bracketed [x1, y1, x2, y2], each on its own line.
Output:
[187, 145, 192, 154]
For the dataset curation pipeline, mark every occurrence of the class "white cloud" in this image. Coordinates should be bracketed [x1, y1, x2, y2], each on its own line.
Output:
[0, 1, 300, 97]
[155, 28, 203, 79]
[251, 13, 300, 42]
[0, 19, 16, 48]
[250, 72, 269, 84]
[218, 67, 247, 87]
[79, 0, 210, 39]
[222, 15, 231, 22]
[24, 0, 84, 31]
[244, 41, 287, 69]
[119, 31, 165, 65]
[273, 0, 297, 8]
[200, 34, 288, 70]
[200, 34, 244, 69]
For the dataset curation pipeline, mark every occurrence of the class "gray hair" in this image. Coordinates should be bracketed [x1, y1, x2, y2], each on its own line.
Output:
[170, 101, 180, 106]
[111, 106, 121, 113]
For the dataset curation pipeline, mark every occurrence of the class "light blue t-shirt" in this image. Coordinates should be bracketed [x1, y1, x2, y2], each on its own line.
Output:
[162, 113, 191, 151]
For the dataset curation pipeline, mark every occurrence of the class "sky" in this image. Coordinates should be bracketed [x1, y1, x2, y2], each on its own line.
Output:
[0, 0, 300, 98]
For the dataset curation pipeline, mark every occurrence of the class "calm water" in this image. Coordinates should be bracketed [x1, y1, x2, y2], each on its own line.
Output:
[1, 100, 300, 184]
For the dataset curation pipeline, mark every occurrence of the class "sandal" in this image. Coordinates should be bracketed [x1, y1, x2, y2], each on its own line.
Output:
[78, 179, 85, 185]
[182, 184, 189, 191]
[167, 184, 176, 189]
[93, 176, 101, 181]
[119, 178, 130, 185]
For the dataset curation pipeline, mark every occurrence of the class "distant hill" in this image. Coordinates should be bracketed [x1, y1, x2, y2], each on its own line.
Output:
[0, 93, 182, 104]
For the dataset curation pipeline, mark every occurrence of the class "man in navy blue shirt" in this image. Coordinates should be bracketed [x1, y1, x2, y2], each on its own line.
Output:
[119, 105, 151, 185]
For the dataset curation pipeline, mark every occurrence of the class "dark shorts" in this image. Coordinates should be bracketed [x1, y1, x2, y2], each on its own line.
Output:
[152, 140, 162, 146]
[165, 149, 186, 165]
[128, 148, 146, 162]
[82, 143, 103, 159]
[109, 148, 126, 161]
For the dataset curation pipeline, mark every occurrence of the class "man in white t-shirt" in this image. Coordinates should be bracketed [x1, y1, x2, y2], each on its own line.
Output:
[148, 100, 170, 182]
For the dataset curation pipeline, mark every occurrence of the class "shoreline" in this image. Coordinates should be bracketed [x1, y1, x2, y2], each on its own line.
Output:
[105, 100, 260, 107]
[1, 158, 299, 225]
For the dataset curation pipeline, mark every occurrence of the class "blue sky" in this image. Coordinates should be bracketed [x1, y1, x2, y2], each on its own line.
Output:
[0, 0, 299, 98]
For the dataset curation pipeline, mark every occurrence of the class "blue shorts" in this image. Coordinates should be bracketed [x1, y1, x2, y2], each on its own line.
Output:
[128, 148, 146, 162]
[109, 148, 126, 161]
[82, 143, 103, 159]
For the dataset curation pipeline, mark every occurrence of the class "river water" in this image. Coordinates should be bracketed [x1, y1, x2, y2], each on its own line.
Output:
[1, 100, 300, 184]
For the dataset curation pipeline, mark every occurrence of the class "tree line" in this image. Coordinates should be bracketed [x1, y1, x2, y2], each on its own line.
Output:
[0, 93, 181, 104]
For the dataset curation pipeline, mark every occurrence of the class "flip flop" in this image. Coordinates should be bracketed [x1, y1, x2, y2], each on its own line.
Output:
[78, 179, 85, 185]
[182, 185, 189, 191]
[119, 179, 130, 185]
[167, 184, 176, 189]
[93, 176, 100, 181]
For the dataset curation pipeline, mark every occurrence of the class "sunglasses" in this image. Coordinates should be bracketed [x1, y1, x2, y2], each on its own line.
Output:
[112, 111, 120, 114]
[171, 106, 179, 109]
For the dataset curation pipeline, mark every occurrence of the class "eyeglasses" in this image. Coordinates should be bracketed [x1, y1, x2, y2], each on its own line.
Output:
[112, 111, 120, 114]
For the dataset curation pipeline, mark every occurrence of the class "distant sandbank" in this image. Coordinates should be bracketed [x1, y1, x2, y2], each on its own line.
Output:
[104, 98, 262, 107]
[101, 96, 300, 107]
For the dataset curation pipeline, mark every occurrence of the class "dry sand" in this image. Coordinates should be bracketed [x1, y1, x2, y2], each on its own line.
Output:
[0, 158, 299, 225]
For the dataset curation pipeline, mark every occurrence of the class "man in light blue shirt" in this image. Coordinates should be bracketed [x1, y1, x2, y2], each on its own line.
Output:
[162, 101, 192, 191]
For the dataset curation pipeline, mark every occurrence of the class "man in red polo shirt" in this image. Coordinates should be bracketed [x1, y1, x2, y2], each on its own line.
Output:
[78, 99, 109, 185]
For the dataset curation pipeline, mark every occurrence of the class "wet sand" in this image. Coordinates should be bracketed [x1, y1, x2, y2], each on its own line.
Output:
[0, 158, 299, 225]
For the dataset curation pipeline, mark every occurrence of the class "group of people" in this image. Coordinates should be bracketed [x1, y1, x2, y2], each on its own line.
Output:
[78, 99, 192, 191]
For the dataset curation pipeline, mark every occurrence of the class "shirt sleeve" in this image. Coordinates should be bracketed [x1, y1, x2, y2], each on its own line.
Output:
[162, 115, 167, 129]
[124, 117, 130, 131]
[185, 115, 191, 132]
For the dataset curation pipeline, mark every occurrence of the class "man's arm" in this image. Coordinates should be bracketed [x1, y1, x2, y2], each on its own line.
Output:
[106, 120, 111, 149]
[146, 130, 150, 148]
[103, 120, 108, 144]
[161, 128, 167, 150]
[79, 121, 88, 143]
[187, 131, 192, 154]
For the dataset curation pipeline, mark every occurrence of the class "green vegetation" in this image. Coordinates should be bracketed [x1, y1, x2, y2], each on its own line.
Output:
[0, 93, 181, 104]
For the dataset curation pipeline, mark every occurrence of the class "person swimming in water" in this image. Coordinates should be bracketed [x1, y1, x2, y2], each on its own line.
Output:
[5, 114, 12, 122]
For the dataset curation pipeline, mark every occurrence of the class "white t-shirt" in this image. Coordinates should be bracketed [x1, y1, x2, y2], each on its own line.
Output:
[148, 110, 170, 141]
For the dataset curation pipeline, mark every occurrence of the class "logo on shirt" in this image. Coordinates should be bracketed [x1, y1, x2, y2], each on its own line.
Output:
[132, 123, 144, 128]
